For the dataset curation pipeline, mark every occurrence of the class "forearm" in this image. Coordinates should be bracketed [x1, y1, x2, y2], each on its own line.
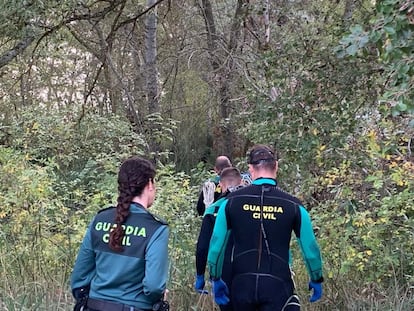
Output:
[207, 202, 229, 279]
[297, 206, 323, 281]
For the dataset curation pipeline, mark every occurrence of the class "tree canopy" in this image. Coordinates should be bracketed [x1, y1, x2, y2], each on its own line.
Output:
[0, 1, 413, 310]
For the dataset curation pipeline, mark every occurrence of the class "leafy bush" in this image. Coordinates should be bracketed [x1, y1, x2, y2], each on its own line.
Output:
[152, 163, 215, 310]
[0, 147, 73, 310]
[0, 108, 149, 310]
[336, 0, 414, 117]
[294, 117, 414, 310]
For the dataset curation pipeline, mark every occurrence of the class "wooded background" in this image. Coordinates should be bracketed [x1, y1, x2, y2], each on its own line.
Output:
[0, 0, 413, 310]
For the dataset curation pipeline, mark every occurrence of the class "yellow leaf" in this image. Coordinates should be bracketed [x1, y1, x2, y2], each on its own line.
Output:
[367, 130, 376, 139]
[396, 180, 405, 186]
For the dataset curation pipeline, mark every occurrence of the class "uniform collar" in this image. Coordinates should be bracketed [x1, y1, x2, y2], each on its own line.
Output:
[252, 177, 277, 186]
[130, 202, 147, 213]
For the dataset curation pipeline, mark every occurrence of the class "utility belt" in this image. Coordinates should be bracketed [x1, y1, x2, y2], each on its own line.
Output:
[86, 298, 151, 311]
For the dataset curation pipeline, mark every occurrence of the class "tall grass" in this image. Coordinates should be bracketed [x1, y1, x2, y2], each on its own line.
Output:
[1, 225, 413, 310]
[0, 231, 73, 311]
[292, 250, 414, 311]
[1, 210, 414, 310]
[0, 158, 413, 310]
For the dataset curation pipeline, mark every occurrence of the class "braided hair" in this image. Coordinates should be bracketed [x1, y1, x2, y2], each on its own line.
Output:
[109, 156, 156, 252]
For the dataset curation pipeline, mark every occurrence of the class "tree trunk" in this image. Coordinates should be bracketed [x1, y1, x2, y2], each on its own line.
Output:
[144, 0, 161, 155]
[130, 31, 146, 115]
[264, 0, 270, 48]
[145, 0, 159, 115]
[200, 0, 247, 157]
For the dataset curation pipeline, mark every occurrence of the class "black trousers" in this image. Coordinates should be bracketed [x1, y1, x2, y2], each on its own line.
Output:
[230, 273, 300, 311]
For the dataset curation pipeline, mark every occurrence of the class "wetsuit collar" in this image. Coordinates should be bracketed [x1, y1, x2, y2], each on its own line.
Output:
[252, 177, 277, 186]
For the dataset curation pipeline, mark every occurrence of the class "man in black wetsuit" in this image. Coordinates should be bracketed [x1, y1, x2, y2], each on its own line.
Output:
[208, 144, 324, 311]
[195, 156, 232, 216]
[195, 167, 243, 311]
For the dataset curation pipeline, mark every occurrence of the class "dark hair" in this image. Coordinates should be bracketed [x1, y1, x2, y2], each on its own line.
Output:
[220, 167, 241, 180]
[109, 156, 156, 252]
[214, 156, 232, 174]
[247, 144, 277, 170]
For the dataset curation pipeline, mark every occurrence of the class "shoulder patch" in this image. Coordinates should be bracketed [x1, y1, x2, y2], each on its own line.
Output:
[147, 211, 168, 226]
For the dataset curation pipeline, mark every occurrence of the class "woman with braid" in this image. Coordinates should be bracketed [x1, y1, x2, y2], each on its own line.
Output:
[71, 156, 169, 311]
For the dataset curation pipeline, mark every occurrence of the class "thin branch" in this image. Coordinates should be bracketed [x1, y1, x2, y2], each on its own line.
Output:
[84, 63, 104, 105]
[66, 25, 103, 61]
[0, 0, 126, 69]
[93, 23, 145, 134]
[0, 34, 36, 68]
[106, 0, 127, 47]
[113, 0, 168, 32]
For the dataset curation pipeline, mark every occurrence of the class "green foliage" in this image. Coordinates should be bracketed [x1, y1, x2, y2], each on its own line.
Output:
[1, 0, 414, 310]
[300, 117, 414, 308]
[238, 0, 376, 190]
[337, 25, 370, 57]
[0, 147, 73, 310]
[151, 163, 207, 309]
[0, 107, 150, 309]
[165, 70, 212, 172]
[3, 107, 147, 209]
[238, 0, 414, 308]
[336, 0, 414, 117]
[9, 107, 145, 167]
[0, 0, 79, 45]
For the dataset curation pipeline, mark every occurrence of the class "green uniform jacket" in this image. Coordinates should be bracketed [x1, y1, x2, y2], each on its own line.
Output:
[71, 203, 169, 310]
